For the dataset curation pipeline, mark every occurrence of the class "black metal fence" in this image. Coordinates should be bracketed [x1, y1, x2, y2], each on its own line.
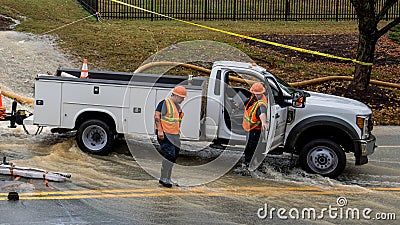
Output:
[78, 0, 400, 21]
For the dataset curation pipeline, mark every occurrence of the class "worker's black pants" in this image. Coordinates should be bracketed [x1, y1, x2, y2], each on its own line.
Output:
[157, 134, 180, 181]
[244, 129, 266, 166]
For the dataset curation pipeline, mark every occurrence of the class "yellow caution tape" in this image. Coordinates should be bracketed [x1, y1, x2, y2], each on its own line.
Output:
[109, 0, 373, 66]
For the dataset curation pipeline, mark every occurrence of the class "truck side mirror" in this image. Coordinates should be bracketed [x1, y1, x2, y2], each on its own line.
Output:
[291, 91, 306, 108]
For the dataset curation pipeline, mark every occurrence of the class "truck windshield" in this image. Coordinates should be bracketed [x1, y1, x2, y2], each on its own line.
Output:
[262, 71, 296, 94]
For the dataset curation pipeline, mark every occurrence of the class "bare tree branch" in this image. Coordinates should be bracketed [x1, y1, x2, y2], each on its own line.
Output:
[377, 16, 400, 38]
[376, 0, 399, 21]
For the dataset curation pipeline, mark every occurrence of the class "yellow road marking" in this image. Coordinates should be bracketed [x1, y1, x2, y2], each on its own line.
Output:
[377, 146, 400, 148]
[109, 0, 372, 66]
[0, 186, 350, 197]
[0, 186, 397, 201]
[0, 186, 329, 197]
[0, 191, 364, 201]
[370, 187, 400, 191]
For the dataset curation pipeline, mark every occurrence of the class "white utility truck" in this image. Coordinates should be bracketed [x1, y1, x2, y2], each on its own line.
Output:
[30, 61, 376, 178]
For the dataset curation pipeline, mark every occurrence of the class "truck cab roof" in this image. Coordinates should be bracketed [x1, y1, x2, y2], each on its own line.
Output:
[213, 61, 266, 74]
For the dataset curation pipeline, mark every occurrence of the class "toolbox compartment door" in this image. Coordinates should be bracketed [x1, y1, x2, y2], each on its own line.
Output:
[33, 80, 62, 126]
[125, 86, 157, 135]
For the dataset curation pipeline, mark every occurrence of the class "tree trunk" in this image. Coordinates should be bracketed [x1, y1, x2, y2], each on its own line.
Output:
[352, 32, 377, 91]
[348, 0, 400, 95]
[348, 0, 378, 92]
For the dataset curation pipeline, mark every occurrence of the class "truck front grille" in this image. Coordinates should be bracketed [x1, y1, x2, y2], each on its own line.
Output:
[368, 116, 373, 132]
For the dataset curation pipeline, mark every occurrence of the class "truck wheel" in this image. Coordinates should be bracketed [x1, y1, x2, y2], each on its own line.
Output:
[76, 119, 115, 155]
[299, 139, 346, 178]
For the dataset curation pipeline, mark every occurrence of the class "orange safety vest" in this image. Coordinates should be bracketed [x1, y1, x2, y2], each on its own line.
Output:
[159, 98, 184, 134]
[242, 95, 268, 131]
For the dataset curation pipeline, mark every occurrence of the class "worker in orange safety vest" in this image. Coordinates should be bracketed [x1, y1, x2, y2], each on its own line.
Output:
[154, 85, 187, 188]
[242, 82, 269, 169]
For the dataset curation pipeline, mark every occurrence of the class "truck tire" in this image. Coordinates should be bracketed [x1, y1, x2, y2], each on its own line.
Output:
[299, 139, 346, 178]
[76, 119, 115, 155]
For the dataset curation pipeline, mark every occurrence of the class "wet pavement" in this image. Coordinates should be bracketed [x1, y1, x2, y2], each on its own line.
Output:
[0, 126, 399, 224]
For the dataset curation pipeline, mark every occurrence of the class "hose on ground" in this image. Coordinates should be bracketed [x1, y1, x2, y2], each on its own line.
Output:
[289, 76, 400, 89]
[135, 61, 400, 89]
[1, 89, 34, 106]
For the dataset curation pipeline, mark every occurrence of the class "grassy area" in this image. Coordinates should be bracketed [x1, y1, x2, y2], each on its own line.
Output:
[1, 0, 400, 125]
[0, 0, 359, 72]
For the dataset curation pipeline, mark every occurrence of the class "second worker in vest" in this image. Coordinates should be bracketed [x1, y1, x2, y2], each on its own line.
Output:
[154, 86, 187, 188]
[242, 82, 269, 170]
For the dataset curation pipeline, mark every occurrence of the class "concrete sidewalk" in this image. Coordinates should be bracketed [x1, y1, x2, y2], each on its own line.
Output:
[372, 126, 400, 146]
[372, 125, 400, 135]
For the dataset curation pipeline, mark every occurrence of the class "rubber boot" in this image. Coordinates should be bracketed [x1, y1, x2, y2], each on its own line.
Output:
[164, 159, 175, 186]
[165, 161, 178, 186]
[159, 159, 173, 188]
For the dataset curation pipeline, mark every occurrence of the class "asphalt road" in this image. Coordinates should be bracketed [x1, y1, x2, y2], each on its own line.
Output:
[0, 126, 399, 225]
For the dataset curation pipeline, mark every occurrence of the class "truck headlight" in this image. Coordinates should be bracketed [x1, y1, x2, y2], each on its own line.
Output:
[356, 115, 371, 139]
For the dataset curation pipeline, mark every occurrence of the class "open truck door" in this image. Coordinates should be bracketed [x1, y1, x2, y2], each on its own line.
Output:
[263, 81, 277, 155]
[247, 81, 277, 171]
[215, 68, 277, 169]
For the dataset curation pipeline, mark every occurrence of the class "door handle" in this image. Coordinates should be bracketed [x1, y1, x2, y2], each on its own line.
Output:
[275, 113, 280, 119]
[93, 86, 99, 94]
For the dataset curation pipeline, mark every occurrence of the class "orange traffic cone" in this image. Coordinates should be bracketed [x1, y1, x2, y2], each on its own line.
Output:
[0, 87, 6, 120]
[80, 59, 89, 78]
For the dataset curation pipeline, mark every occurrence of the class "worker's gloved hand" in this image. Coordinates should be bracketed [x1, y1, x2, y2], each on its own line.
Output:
[157, 131, 165, 140]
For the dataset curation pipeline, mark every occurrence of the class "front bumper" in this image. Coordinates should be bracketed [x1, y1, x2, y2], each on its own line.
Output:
[354, 134, 376, 165]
